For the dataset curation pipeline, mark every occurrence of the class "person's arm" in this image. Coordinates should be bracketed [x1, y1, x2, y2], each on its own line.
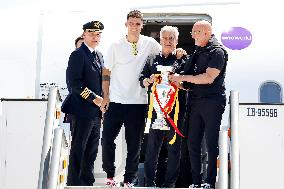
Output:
[170, 56, 187, 89]
[68, 51, 102, 107]
[100, 68, 111, 112]
[178, 67, 220, 84]
[170, 49, 225, 84]
[139, 55, 155, 88]
[169, 67, 220, 84]
[100, 45, 115, 112]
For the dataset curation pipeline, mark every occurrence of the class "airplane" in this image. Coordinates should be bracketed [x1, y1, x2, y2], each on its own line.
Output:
[0, 0, 284, 188]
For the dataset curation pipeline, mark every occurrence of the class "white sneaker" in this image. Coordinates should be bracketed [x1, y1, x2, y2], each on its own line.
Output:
[106, 178, 119, 187]
[202, 183, 214, 189]
[124, 182, 134, 188]
[189, 184, 201, 188]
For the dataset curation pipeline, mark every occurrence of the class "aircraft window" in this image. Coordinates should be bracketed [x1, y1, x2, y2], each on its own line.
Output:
[259, 81, 282, 103]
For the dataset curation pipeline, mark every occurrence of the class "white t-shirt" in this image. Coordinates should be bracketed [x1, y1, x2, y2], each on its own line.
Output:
[104, 35, 161, 104]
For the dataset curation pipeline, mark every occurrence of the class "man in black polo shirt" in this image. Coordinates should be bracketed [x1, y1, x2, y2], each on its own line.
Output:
[170, 20, 228, 189]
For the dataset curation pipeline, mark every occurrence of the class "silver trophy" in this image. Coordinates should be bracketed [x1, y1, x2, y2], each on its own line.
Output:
[151, 65, 175, 130]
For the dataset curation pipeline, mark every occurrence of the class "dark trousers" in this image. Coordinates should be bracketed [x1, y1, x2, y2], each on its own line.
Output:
[144, 128, 181, 188]
[187, 99, 225, 186]
[176, 92, 193, 188]
[67, 116, 101, 186]
[175, 138, 192, 188]
[102, 102, 147, 183]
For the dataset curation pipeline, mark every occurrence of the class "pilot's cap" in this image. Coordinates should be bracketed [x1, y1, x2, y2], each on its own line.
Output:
[83, 21, 104, 32]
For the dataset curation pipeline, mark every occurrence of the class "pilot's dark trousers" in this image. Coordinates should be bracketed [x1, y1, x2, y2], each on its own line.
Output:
[67, 116, 101, 186]
[144, 127, 181, 188]
[102, 102, 147, 183]
[187, 98, 225, 187]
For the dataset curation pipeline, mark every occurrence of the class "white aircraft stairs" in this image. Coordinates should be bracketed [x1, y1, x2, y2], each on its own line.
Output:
[34, 87, 230, 189]
[36, 88, 284, 189]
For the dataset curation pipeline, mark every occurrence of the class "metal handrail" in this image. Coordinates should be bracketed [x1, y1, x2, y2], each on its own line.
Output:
[38, 87, 61, 189]
[47, 128, 68, 189]
[230, 91, 240, 189]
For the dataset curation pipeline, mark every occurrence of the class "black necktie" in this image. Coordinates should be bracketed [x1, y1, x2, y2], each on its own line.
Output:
[91, 51, 96, 57]
[92, 51, 101, 70]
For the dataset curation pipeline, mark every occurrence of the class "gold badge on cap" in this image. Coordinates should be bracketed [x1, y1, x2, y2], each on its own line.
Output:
[94, 21, 101, 29]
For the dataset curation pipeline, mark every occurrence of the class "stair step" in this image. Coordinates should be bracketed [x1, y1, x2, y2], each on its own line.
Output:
[65, 187, 178, 189]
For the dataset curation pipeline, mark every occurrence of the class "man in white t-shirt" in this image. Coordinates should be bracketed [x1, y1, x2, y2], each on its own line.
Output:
[100, 10, 161, 187]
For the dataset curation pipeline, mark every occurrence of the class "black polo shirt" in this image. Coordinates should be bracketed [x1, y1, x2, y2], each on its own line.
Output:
[186, 35, 228, 103]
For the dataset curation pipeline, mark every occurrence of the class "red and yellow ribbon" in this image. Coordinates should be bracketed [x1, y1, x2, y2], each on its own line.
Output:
[146, 74, 184, 144]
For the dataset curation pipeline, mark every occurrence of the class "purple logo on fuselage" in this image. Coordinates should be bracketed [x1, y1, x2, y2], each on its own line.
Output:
[221, 27, 252, 50]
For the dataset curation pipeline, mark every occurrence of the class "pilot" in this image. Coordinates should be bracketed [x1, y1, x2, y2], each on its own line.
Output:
[61, 20, 104, 186]
[64, 36, 85, 125]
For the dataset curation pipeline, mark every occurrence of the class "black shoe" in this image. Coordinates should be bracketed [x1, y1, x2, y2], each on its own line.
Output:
[145, 183, 156, 187]
[161, 183, 175, 188]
